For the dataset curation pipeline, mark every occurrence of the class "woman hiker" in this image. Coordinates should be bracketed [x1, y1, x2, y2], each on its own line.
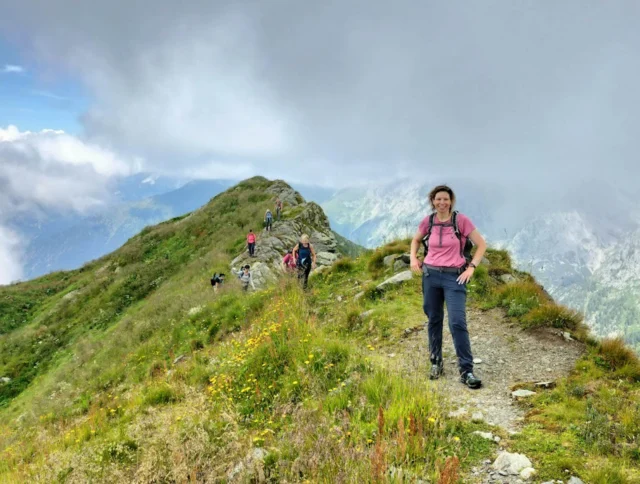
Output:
[410, 185, 487, 389]
[292, 234, 316, 289]
[247, 229, 256, 257]
[237, 264, 256, 292]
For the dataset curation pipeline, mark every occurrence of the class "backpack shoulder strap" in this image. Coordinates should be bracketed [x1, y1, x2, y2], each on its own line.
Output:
[451, 211, 466, 260]
[452, 211, 461, 237]
[422, 213, 436, 241]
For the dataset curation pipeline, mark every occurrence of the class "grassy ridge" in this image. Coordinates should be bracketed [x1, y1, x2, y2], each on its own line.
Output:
[1, 180, 639, 482]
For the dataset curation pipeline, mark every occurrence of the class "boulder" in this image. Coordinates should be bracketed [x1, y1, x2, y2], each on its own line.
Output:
[393, 259, 410, 272]
[520, 467, 536, 480]
[0, 377, 11, 384]
[499, 274, 516, 284]
[492, 451, 533, 475]
[383, 254, 397, 267]
[376, 271, 413, 290]
[511, 389, 536, 399]
[230, 199, 340, 290]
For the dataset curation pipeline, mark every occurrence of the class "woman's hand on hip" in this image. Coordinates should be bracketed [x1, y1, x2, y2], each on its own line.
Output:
[457, 267, 474, 284]
[410, 256, 422, 275]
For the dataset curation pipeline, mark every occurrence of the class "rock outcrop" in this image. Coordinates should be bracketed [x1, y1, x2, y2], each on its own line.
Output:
[230, 182, 340, 289]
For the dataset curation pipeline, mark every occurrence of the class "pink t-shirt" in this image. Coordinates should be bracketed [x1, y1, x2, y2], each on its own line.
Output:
[282, 253, 296, 269]
[247, 233, 256, 244]
[417, 213, 476, 267]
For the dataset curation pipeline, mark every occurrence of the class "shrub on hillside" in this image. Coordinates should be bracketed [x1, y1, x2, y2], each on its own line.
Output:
[143, 384, 181, 406]
[332, 257, 355, 273]
[521, 304, 584, 331]
[495, 281, 548, 317]
[484, 248, 513, 271]
[597, 337, 640, 381]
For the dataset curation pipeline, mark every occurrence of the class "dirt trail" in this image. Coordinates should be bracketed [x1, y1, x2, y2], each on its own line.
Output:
[384, 306, 585, 482]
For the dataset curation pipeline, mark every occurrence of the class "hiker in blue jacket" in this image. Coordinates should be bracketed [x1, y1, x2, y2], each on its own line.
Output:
[264, 209, 273, 232]
[292, 234, 316, 289]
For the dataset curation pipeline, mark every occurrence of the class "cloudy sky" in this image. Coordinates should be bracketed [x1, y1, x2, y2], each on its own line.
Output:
[1, 1, 640, 282]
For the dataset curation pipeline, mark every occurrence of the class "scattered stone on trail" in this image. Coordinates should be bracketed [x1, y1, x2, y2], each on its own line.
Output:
[471, 411, 484, 422]
[402, 325, 424, 338]
[188, 306, 203, 316]
[567, 478, 585, 484]
[562, 331, 574, 342]
[499, 274, 516, 284]
[474, 358, 483, 364]
[376, 270, 413, 290]
[448, 407, 467, 418]
[511, 389, 536, 399]
[472, 431, 495, 440]
[494, 435, 501, 443]
[520, 467, 536, 480]
[354, 291, 365, 300]
[173, 355, 187, 365]
[535, 381, 555, 389]
[492, 451, 533, 475]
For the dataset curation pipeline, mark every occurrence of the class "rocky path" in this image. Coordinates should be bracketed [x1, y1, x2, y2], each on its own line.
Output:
[384, 306, 585, 483]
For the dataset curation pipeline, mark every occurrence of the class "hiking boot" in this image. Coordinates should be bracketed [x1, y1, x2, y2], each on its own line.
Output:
[429, 361, 444, 380]
[460, 371, 482, 389]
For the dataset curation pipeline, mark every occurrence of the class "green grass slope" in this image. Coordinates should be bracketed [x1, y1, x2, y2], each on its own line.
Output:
[1, 182, 639, 483]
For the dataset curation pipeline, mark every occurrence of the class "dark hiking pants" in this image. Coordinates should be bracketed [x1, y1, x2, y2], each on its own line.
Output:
[298, 263, 311, 289]
[422, 266, 474, 375]
[248, 242, 255, 256]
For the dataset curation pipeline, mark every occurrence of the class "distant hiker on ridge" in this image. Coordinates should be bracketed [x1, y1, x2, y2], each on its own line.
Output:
[410, 184, 487, 389]
[292, 234, 316, 289]
[275, 197, 283, 221]
[247, 229, 256, 257]
[265, 209, 273, 232]
[237, 264, 256, 291]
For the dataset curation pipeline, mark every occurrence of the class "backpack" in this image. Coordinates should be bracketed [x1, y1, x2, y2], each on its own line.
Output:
[266, 210, 273, 220]
[421, 211, 473, 265]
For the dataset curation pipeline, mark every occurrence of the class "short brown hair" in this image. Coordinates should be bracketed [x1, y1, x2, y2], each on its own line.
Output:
[428, 185, 456, 212]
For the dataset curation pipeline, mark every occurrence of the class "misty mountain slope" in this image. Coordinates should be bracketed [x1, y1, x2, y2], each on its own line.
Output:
[20, 179, 235, 280]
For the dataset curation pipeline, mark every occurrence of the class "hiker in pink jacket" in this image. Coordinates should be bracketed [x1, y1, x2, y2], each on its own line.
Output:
[247, 229, 256, 257]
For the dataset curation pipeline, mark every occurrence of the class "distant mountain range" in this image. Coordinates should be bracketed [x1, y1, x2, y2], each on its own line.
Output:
[8, 174, 640, 351]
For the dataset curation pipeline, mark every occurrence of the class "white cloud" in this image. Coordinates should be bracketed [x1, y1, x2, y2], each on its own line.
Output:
[2, 64, 25, 73]
[0, 125, 138, 282]
[4, 1, 640, 191]
[0, 226, 23, 285]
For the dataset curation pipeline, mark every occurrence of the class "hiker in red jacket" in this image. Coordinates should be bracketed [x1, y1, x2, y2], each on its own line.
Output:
[247, 229, 256, 257]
